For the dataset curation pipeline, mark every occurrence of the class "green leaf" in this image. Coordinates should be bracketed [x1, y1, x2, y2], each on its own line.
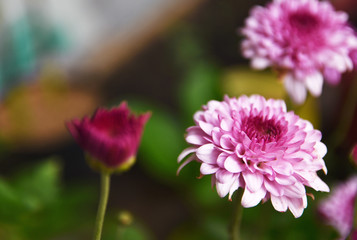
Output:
[0, 179, 28, 223]
[121, 100, 189, 184]
[12, 159, 61, 210]
[178, 62, 222, 122]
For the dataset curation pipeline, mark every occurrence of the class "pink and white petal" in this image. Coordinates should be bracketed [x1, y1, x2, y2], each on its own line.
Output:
[305, 72, 323, 97]
[243, 172, 264, 192]
[264, 180, 284, 196]
[224, 155, 245, 173]
[186, 127, 208, 145]
[235, 143, 246, 157]
[220, 118, 234, 132]
[287, 198, 305, 218]
[251, 57, 271, 69]
[207, 100, 225, 112]
[211, 127, 223, 145]
[215, 169, 235, 183]
[271, 195, 288, 212]
[198, 121, 214, 135]
[314, 142, 327, 159]
[302, 195, 307, 208]
[178, 147, 196, 162]
[220, 134, 236, 150]
[283, 74, 307, 105]
[294, 171, 316, 183]
[323, 67, 341, 85]
[177, 155, 195, 175]
[216, 180, 235, 198]
[228, 178, 240, 200]
[241, 187, 266, 208]
[196, 144, 220, 164]
[200, 163, 219, 175]
[271, 161, 293, 175]
[283, 182, 306, 198]
[275, 175, 297, 185]
[217, 152, 229, 168]
[308, 176, 330, 192]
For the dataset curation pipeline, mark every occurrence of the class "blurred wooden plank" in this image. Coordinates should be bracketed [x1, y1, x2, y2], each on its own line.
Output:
[75, 0, 205, 77]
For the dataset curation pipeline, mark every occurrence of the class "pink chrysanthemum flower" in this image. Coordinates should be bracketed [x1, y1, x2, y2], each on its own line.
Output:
[178, 95, 329, 218]
[241, 0, 357, 104]
[67, 102, 150, 173]
[318, 176, 357, 239]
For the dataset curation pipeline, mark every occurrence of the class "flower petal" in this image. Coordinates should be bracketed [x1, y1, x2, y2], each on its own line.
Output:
[186, 127, 208, 145]
[271, 195, 288, 212]
[287, 197, 305, 218]
[200, 163, 219, 175]
[284, 74, 307, 104]
[308, 176, 330, 192]
[178, 147, 196, 163]
[243, 172, 264, 192]
[305, 72, 323, 97]
[216, 178, 235, 198]
[196, 144, 219, 164]
[241, 187, 266, 208]
[224, 155, 245, 173]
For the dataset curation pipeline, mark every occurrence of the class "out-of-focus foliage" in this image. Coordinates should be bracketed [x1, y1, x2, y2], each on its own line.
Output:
[130, 100, 188, 184]
[101, 210, 152, 240]
[0, 158, 95, 240]
[221, 67, 285, 99]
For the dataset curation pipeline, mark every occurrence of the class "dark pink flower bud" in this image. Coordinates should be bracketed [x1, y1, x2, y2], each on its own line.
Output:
[67, 102, 150, 173]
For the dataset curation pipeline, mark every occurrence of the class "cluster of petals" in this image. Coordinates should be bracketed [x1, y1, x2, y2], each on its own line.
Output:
[67, 102, 150, 172]
[241, 0, 357, 104]
[178, 95, 329, 218]
[318, 176, 357, 240]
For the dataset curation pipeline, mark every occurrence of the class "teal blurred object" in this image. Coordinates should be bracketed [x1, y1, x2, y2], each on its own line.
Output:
[0, 0, 68, 98]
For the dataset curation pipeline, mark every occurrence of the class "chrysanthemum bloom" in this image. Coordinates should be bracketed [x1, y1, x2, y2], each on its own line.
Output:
[241, 0, 357, 104]
[178, 95, 329, 218]
[67, 102, 150, 173]
[318, 176, 357, 239]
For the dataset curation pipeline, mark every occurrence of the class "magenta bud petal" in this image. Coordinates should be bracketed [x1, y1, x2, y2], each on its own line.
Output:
[66, 102, 150, 173]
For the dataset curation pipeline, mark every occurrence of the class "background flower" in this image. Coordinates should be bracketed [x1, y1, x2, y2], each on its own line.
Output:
[241, 0, 357, 104]
[351, 144, 357, 167]
[178, 95, 329, 217]
[318, 176, 357, 239]
[67, 102, 150, 173]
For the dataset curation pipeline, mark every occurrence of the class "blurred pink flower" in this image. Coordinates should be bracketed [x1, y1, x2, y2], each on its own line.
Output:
[67, 102, 150, 173]
[241, 0, 357, 104]
[178, 95, 329, 218]
[351, 144, 357, 166]
[318, 176, 357, 239]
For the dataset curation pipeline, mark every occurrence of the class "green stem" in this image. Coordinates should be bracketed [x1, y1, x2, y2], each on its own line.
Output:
[230, 189, 243, 240]
[94, 173, 111, 240]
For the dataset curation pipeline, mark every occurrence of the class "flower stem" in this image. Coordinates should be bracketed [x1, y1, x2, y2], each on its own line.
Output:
[94, 173, 111, 240]
[230, 189, 243, 240]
